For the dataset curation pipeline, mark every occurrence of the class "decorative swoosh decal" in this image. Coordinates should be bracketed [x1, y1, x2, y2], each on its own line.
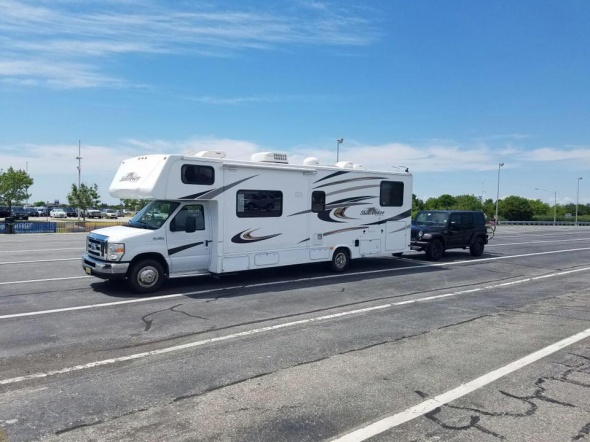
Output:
[313, 171, 349, 184]
[231, 229, 282, 244]
[333, 207, 355, 220]
[168, 242, 204, 255]
[363, 209, 412, 225]
[323, 227, 366, 236]
[326, 184, 380, 197]
[179, 175, 258, 200]
[314, 176, 387, 189]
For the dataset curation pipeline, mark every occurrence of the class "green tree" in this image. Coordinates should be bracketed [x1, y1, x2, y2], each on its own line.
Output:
[499, 195, 534, 221]
[482, 198, 495, 220]
[424, 194, 457, 210]
[67, 183, 100, 220]
[455, 194, 483, 211]
[529, 199, 551, 216]
[0, 167, 34, 212]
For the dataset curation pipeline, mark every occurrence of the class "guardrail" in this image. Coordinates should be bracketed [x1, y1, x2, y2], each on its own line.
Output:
[499, 221, 590, 226]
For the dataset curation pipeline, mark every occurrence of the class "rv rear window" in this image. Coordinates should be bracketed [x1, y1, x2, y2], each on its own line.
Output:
[236, 190, 282, 218]
[181, 165, 215, 185]
[380, 181, 404, 207]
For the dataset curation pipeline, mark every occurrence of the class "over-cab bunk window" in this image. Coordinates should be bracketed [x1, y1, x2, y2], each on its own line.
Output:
[181, 165, 215, 185]
[236, 190, 283, 218]
[380, 181, 404, 207]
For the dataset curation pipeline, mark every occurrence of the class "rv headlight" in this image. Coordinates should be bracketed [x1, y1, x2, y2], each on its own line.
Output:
[106, 242, 125, 261]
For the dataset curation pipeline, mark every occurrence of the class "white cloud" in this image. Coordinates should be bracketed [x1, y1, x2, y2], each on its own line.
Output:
[4, 137, 588, 204]
[0, 0, 378, 89]
[518, 147, 590, 164]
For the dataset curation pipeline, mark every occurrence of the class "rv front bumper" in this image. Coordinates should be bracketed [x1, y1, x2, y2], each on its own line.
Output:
[82, 254, 129, 280]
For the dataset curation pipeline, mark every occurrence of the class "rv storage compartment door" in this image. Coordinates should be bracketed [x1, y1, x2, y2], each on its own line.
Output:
[385, 221, 407, 251]
[359, 239, 381, 255]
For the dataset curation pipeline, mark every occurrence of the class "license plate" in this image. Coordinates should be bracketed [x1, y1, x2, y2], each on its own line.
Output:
[85, 266, 92, 275]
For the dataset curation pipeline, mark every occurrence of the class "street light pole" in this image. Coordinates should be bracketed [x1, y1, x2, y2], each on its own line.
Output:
[535, 187, 557, 225]
[76, 140, 82, 220]
[576, 177, 583, 225]
[495, 163, 504, 223]
[336, 138, 344, 163]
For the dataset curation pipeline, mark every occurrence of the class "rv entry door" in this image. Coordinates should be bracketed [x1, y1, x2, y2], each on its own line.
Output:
[167, 203, 211, 274]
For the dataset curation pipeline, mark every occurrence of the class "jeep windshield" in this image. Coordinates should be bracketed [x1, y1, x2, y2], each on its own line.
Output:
[128, 201, 179, 230]
[414, 212, 448, 226]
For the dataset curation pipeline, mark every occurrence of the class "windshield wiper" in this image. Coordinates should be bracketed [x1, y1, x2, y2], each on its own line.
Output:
[127, 220, 156, 230]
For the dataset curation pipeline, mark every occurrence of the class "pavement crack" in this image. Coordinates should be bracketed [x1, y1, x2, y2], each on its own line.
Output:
[141, 304, 208, 332]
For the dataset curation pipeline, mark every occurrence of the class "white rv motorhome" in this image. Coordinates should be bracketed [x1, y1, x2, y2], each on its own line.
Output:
[82, 151, 413, 293]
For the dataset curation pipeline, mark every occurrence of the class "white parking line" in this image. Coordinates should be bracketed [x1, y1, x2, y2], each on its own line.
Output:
[0, 258, 80, 265]
[333, 326, 590, 441]
[0, 247, 83, 254]
[2, 247, 590, 317]
[1, 266, 589, 386]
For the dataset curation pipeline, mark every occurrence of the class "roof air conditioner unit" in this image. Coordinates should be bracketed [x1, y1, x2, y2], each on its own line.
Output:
[303, 157, 319, 166]
[335, 161, 354, 169]
[251, 152, 289, 164]
[194, 151, 226, 159]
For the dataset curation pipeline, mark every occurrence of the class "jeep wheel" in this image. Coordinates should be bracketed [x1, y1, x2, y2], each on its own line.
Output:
[425, 239, 444, 261]
[470, 237, 485, 257]
[128, 259, 165, 293]
[330, 248, 350, 272]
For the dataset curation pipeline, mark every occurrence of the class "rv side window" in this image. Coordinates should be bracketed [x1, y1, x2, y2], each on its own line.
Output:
[170, 204, 205, 232]
[236, 190, 282, 218]
[311, 191, 325, 213]
[181, 165, 215, 185]
[380, 181, 404, 207]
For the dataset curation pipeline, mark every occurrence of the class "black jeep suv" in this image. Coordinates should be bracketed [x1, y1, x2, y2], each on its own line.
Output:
[411, 210, 488, 260]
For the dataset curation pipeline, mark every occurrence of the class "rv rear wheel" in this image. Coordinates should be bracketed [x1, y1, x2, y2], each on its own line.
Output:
[330, 248, 350, 272]
[128, 259, 165, 293]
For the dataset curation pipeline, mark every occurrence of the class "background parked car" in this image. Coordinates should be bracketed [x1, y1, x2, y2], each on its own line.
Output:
[101, 209, 118, 219]
[11, 207, 29, 220]
[0, 206, 10, 218]
[85, 208, 102, 219]
[64, 207, 77, 217]
[25, 207, 39, 217]
[50, 208, 67, 218]
[36, 207, 48, 216]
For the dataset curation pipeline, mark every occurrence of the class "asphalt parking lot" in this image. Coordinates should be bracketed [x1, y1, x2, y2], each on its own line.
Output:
[1, 226, 590, 441]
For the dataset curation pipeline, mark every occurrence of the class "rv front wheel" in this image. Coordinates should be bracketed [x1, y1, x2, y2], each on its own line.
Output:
[128, 259, 165, 293]
[330, 248, 349, 272]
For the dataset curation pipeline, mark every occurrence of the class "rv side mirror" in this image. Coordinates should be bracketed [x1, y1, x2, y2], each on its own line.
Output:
[185, 216, 197, 233]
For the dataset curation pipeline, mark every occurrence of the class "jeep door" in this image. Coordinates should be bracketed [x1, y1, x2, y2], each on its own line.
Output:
[447, 213, 471, 247]
[167, 203, 212, 274]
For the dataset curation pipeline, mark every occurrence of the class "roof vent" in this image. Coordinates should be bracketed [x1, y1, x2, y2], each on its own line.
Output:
[335, 161, 354, 169]
[303, 157, 319, 166]
[251, 152, 289, 164]
[194, 151, 226, 159]
[353, 163, 364, 170]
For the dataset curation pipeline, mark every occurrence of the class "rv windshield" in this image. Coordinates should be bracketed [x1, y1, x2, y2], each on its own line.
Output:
[128, 200, 180, 230]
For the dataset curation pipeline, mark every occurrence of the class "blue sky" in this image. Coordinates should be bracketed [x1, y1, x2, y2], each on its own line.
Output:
[1, 0, 589, 206]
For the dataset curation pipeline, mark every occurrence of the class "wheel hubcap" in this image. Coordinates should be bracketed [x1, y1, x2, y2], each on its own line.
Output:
[138, 266, 158, 287]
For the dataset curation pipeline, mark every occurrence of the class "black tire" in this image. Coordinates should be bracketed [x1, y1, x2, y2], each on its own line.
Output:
[425, 239, 444, 261]
[392, 252, 403, 258]
[127, 259, 165, 293]
[470, 236, 485, 257]
[330, 248, 350, 272]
